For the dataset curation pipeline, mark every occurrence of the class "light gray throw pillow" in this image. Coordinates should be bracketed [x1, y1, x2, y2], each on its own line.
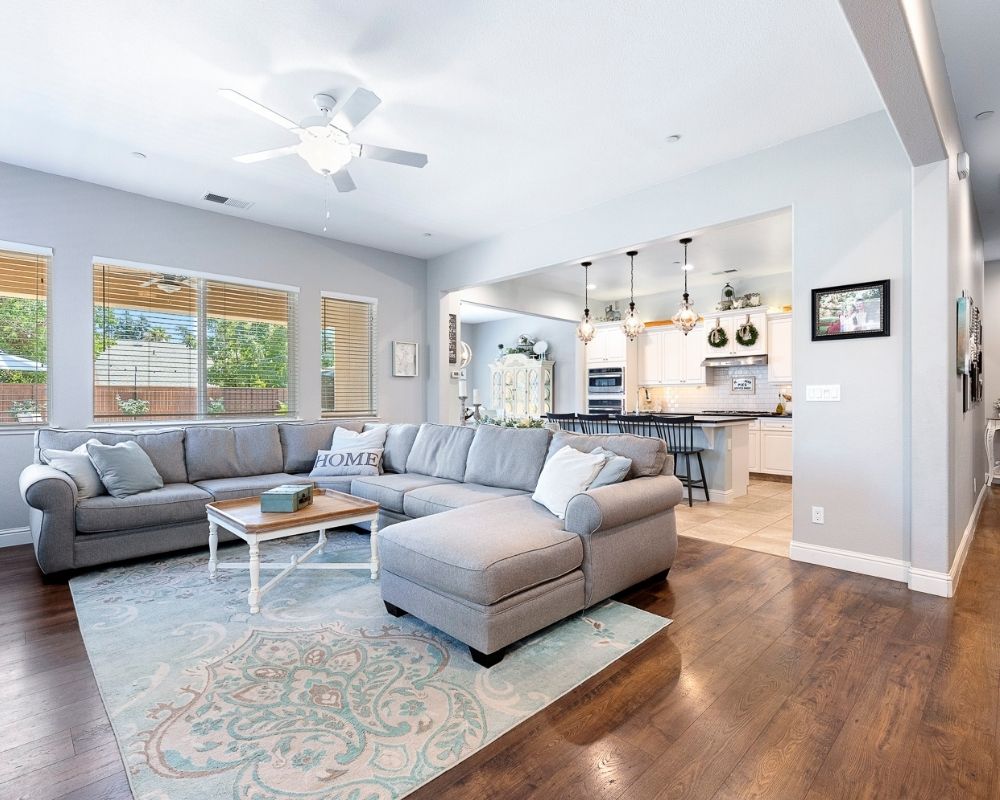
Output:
[41, 441, 106, 499]
[310, 447, 383, 477]
[589, 447, 633, 488]
[85, 440, 164, 498]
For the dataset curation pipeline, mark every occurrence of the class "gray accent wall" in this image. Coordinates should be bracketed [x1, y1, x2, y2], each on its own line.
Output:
[0, 161, 427, 533]
[463, 316, 581, 415]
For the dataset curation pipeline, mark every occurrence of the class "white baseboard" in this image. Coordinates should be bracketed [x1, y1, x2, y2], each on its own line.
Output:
[681, 486, 743, 504]
[789, 540, 910, 583]
[908, 481, 988, 598]
[0, 526, 31, 548]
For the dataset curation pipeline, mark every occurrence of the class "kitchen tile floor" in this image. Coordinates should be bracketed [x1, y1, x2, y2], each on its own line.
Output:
[675, 477, 792, 557]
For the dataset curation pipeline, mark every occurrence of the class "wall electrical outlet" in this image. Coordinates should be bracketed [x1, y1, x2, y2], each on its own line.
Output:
[811, 506, 825, 524]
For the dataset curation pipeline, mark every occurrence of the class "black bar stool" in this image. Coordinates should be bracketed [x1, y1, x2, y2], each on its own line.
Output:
[654, 415, 709, 506]
[615, 414, 657, 437]
[577, 413, 611, 434]
[544, 413, 579, 432]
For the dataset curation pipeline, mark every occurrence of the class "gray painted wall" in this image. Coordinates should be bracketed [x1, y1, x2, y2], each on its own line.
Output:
[428, 111, 915, 566]
[463, 316, 580, 415]
[0, 161, 427, 532]
[984, 261, 1000, 410]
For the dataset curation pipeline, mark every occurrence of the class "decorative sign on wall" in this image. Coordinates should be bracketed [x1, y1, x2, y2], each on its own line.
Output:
[731, 376, 756, 394]
[448, 314, 458, 364]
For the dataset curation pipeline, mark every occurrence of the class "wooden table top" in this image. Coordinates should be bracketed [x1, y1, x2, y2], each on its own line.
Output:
[206, 488, 379, 534]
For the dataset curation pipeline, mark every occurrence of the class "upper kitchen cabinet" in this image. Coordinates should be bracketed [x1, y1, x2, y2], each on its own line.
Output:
[767, 313, 793, 383]
[638, 324, 706, 386]
[586, 323, 628, 364]
[703, 311, 769, 357]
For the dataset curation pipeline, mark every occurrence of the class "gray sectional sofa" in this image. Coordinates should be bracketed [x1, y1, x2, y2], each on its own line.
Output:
[20, 420, 683, 666]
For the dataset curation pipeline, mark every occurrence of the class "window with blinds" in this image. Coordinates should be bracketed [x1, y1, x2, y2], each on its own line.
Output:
[0, 247, 49, 425]
[93, 262, 297, 422]
[321, 294, 376, 416]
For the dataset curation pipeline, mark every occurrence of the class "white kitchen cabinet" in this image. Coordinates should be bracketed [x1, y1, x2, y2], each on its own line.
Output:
[657, 324, 705, 385]
[683, 325, 707, 384]
[638, 329, 665, 385]
[748, 420, 760, 472]
[587, 324, 628, 364]
[767, 314, 793, 383]
[759, 418, 793, 476]
[704, 311, 769, 357]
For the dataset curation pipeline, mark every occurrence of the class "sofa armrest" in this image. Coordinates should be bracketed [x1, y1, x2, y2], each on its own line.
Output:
[564, 474, 683, 537]
[19, 464, 78, 574]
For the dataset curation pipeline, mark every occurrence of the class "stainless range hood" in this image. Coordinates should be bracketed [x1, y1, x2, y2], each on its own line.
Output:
[701, 354, 769, 368]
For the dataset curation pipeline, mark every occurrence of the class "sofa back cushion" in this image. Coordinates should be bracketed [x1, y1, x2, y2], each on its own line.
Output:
[36, 428, 187, 484]
[184, 427, 240, 482]
[277, 420, 365, 474]
[383, 424, 419, 474]
[546, 430, 667, 479]
[405, 423, 475, 482]
[464, 424, 552, 491]
[233, 424, 283, 476]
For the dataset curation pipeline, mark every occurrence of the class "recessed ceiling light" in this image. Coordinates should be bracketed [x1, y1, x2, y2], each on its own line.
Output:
[974, 110, 994, 120]
[423, 232, 433, 237]
[586, 283, 597, 291]
[665, 134, 682, 143]
[131, 151, 147, 159]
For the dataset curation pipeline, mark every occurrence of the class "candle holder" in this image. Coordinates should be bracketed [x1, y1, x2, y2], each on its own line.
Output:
[458, 395, 483, 426]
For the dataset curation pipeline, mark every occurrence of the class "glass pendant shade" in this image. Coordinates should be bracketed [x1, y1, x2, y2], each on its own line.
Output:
[673, 237, 698, 335]
[576, 261, 596, 344]
[621, 250, 643, 340]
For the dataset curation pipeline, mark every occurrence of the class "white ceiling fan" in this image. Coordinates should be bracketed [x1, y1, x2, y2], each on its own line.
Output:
[139, 274, 190, 294]
[220, 88, 428, 193]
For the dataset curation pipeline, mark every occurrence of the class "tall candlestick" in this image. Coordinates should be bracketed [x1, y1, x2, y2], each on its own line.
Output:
[458, 379, 468, 398]
[472, 388, 481, 405]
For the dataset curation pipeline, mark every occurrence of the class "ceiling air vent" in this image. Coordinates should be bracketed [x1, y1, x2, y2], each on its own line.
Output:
[711, 268, 739, 276]
[202, 193, 254, 210]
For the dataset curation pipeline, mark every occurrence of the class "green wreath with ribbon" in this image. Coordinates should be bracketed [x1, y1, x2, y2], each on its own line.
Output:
[707, 325, 729, 349]
[735, 320, 760, 347]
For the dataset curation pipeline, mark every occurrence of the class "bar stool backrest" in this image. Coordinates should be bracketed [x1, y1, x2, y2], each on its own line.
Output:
[577, 413, 611, 434]
[615, 414, 657, 437]
[653, 414, 697, 452]
[544, 413, 579, 432]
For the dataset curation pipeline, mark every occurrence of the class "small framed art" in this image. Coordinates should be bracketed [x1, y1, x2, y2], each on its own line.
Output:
[392, 341, 419, 377]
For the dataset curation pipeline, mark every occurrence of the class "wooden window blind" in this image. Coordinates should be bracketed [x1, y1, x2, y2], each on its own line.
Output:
[0, 248, 48, 425]
[321, 295, 376, 416]
[93, 262, 297, 422]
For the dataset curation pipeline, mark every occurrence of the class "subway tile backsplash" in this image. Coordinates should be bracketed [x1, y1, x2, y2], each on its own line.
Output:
[641, 365, 792, 414]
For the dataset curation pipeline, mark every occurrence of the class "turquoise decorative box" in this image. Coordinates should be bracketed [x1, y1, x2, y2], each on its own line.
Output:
[260, 484, 314, 513]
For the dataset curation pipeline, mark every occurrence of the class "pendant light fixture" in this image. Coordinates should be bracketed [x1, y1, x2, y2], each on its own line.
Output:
[576, 261, 596, 344]
[621, 250, 644, 340]
[672, 237, 699, 335]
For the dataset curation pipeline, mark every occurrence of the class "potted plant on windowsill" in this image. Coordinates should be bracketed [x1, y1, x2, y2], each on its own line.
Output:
[9, 398, 44, 424]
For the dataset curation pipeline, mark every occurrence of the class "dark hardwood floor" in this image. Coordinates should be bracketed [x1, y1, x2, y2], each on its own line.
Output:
[3, 490, 1000, 799]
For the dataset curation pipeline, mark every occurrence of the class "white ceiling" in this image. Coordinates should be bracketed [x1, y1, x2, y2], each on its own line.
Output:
[0, 1, 881, 259]
[458, 303, 526, 325]
[508, 209, 792, 302]
[931, 0, 1000, 261]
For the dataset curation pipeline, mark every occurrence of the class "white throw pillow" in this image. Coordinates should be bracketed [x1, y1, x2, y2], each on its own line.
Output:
[41, 441, 106, 499]
[310, 447, 384, 477]
[531, 445, 609, 519]
[589, 447, 633, 488]
[332, 426, 388, 451]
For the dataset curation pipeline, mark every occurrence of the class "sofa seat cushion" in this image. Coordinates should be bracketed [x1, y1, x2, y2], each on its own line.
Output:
[402, 482, 526, 519]
[350, 473, 456, 514]
[76, 483, 213, 533]
[302, 475, 354, 494]
[194, 473, 313, 502]
[379, 495, 583, 605]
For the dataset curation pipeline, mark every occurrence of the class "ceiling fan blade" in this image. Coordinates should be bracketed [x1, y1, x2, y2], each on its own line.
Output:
[331, 169, 357, 193]
[218, 89, 300, 131]
[329, 88, 381, 132]
[233, 144, 300, 164]
[358, 144, 428, 168]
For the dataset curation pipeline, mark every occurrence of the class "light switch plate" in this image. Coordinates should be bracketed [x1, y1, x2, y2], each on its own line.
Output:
[806, 384, 841, 401]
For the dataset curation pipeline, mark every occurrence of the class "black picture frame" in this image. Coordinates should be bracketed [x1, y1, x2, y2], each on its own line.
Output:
[811, 279, 890, 341]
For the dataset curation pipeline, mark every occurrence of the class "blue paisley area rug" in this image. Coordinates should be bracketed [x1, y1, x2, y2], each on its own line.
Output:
[69, 533, 669, 800]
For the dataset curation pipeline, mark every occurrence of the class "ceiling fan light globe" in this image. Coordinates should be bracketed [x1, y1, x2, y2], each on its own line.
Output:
[297, 126, 354, 175]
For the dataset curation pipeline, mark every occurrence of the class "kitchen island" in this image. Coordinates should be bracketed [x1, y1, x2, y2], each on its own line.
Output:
[683, 416, 753, 503]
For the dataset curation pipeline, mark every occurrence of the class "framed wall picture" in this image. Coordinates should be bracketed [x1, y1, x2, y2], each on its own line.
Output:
[811, 279, 890, 341]
[392, 341, 419, 377]
[448, 314, 458, 364]
[957, 294, 971, 375]
[731, 376, 756, 394]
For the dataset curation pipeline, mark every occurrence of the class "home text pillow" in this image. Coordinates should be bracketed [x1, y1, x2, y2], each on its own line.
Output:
[310, 447, 384, 477]
[332, 426, 388, 451]
[85, 440, 164, 498]
[531, 445, 609, 519]
[589, 447, 633, 488]
[41, 441, 106, 499]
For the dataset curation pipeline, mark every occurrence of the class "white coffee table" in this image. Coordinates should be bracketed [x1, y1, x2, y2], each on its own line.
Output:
[206, 488, 381, 614]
